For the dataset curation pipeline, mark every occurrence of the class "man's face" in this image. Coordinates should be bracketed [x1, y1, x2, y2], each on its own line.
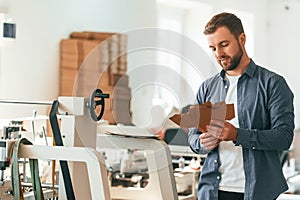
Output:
[207, 26, 243, 71]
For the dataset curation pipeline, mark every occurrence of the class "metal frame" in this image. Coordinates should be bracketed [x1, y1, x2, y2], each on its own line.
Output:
[97, 134, 178, 200]
[18, 144, 111, 200]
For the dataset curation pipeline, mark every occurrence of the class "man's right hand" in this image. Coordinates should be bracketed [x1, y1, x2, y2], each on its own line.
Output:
[199, 132, 221, 151]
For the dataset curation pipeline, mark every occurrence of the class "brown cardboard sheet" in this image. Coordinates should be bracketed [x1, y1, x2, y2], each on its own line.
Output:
[169, 101, 235, 132]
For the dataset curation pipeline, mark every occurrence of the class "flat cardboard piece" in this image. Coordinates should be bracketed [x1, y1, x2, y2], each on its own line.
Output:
[169, 101, 235, 132]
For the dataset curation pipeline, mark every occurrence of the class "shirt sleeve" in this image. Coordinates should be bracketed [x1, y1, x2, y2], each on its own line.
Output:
[235, 75, 294, 151]
[188, 82, 211, 154]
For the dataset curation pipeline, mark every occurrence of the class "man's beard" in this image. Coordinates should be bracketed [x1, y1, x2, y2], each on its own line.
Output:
[218, 45, 243, 71]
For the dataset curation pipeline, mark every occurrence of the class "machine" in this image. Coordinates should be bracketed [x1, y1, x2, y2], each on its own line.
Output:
[97, 125, 200, 200]
[0, 88, 201, 199]
[0, 89, 111, 200]
[97, 125, 178, 200]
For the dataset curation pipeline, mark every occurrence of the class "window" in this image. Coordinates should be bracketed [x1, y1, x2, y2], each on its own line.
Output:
[156, 0, 214, 109]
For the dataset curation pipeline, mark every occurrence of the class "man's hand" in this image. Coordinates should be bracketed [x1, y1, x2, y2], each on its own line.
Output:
[206, 120, 238, 141]
[199, 132, 221, 151]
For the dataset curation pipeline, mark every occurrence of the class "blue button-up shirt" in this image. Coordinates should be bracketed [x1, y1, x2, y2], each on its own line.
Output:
[188, 59, 294, 200]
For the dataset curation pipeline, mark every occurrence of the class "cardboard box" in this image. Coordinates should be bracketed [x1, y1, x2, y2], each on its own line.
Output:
[97, 71, 111, 86]
[88, 31, 116, 41]
[70, 31, 117, 41]
[102, 109, 116, 125]
[60, 32, 128, 97]
[111, 73, 129, 87]
[60, 39, 80, 54]
[60, 53, 81, 70]
[118, 54, 127, 63]
[70, 32, 93, 40]
[111, 97, 131, 111]
[112, 110, 132, 125]
[60, 68, 78, 96]
[81, 40, 101, 58]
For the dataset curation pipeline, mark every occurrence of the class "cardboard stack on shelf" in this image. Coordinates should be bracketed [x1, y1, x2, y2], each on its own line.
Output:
[59, 31, 131, 125]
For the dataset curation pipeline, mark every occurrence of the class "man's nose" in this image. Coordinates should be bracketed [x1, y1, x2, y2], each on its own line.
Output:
[215, 48, 224, 58]
[215, 48, 222, 57]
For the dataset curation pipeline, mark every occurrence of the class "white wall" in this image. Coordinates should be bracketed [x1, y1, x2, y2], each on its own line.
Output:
[189, 0, 269, 66]
[0, 0, 157, 118]
[266, 0, 300, 129]
[0, 0, 298, 129]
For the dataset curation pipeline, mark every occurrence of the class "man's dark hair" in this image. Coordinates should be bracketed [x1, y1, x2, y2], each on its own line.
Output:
[203, 12, 244, 38]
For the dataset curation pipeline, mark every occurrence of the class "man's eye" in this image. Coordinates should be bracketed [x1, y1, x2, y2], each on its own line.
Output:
[221, 42, 229, 47]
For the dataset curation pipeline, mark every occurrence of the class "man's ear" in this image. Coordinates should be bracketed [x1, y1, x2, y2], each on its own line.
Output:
[239, 33, 246, 45]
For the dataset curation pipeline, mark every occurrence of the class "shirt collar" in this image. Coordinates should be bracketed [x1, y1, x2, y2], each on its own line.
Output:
[219, 59, 256, 79]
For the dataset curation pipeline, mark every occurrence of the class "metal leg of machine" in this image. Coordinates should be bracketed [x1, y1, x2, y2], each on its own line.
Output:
[97, 134, 178, 200]
[56, 95, 111, 199]
[18, 144, 111, 200]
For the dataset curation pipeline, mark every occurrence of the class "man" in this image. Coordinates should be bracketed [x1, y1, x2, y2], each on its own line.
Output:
[188, 12, 294, 200]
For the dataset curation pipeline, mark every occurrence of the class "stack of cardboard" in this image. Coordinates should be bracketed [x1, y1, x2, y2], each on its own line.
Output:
[98, 73, 132, 125]
[59, 31, 131, 125]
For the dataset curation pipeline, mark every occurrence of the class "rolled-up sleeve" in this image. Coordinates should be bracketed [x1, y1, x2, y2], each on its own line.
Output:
[188, 128, 210, 154]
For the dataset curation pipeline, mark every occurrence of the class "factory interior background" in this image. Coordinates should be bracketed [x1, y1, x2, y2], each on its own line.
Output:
[0, 0, 299, 129]
[0, 0, 300, 199]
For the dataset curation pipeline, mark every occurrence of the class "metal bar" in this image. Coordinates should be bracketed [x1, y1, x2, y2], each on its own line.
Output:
[0, 100, 53, 105]
[21, 182, 59, 189]
[18, 145, 111, 200]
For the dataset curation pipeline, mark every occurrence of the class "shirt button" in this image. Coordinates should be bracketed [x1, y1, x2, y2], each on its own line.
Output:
[214, 160, 217, 163]
[252, 147, 256, 149]
[217, 176, 220, 180]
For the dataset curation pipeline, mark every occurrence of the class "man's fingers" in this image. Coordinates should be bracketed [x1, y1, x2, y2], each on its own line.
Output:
[210, 119, 224, 127]
[200, 133, 220, 150]
[206, 124, 222, 138]
[206, 121, 238, 141]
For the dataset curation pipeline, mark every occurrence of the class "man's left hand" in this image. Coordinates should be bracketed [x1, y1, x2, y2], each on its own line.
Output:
[206, 120, 238, 142]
